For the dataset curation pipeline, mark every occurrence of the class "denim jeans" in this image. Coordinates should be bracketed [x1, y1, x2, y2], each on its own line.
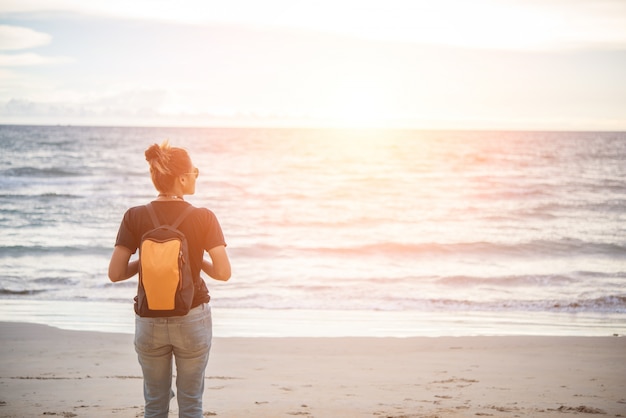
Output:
[135, 303, 212, 418]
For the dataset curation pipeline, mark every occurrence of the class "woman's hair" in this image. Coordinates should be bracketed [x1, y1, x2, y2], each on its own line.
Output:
[145, 141, 192, 192]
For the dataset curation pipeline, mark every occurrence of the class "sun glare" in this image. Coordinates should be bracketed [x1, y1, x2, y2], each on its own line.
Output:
[325, 83, 395, 128]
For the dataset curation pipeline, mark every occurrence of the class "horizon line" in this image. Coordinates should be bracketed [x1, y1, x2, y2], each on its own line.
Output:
[1, 122, 625, 133]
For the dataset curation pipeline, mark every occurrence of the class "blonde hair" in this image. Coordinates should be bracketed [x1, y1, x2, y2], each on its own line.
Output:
[145, 140, 192, 192]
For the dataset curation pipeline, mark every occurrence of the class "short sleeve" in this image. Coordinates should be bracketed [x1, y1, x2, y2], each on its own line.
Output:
[115, 209, 140, 254]
[200, 208, 227, 252]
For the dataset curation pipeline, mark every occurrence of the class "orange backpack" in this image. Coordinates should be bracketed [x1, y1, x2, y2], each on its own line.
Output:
[135, 203, 195, 317]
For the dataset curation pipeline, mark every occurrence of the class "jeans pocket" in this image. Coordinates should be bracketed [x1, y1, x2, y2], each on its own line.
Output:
[134, 318, 155, 352]
[180, 311, 212, 353]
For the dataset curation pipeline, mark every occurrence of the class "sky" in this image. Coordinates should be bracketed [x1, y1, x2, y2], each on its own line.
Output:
[0, 0, 625, 130]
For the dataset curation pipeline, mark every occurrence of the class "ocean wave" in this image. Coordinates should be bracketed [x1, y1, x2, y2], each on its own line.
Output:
[31, 277, 79, 286]
[529, 199, 626, 215]
[1, 167, 85, 177]
[213, 294, 626, 314]
[0, 193, 82, 200]
[0, 288, 47, 296]
[469, 185, 553, 201]
[3, 292, 624, 314]
[410, 296, 626, 314]
[548, 295, 626, 312]
[437, 274, 576, 287]
[239, 239, 626, 259]
[0, 245, 111, 258]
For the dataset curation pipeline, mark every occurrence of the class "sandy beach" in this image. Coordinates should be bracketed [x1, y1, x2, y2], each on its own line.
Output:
[0, 322, 625, 417]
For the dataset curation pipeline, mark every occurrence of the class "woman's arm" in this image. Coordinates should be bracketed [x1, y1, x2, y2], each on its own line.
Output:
[202, 245, 231, 281]
[108, 245, 139, 282]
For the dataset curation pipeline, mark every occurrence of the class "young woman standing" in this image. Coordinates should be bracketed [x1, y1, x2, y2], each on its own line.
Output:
[109, 141, 231, 418]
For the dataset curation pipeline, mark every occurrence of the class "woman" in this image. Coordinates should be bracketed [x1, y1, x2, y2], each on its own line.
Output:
[108, 141, 231, 418]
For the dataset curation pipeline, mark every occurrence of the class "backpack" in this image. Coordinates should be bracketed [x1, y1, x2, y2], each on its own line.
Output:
[135, 203, 196, 317]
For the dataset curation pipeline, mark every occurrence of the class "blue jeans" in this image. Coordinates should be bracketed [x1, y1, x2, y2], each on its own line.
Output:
[135, 303, 212, 418]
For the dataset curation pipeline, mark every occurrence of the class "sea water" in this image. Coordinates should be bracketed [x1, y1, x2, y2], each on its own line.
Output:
[1, 125, 625, 336]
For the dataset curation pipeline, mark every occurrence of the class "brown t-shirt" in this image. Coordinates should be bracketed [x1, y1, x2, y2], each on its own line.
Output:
[114, 200, 226, 309]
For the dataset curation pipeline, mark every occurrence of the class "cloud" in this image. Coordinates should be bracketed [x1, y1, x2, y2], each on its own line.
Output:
[1, 0, 626, 50]
[0, 25, 71, 68]
[0, 25, 52, 50]
[0, 53, 73, 66]
[0, 97, 157, 124]
[0, 1, 624, 129]
[1, 90, 170, 120]
[0, 96, 320, 128]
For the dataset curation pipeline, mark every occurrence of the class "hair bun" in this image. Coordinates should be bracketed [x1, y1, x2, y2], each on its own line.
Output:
[145, 141, 172, 175]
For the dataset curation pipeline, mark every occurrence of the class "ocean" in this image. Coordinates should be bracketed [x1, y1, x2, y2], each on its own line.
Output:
[1, 125, 625, 337]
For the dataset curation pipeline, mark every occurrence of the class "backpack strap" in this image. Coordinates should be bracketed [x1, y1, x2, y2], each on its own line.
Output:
[144, 203, 194, 229]
[145, 203, 161, 228]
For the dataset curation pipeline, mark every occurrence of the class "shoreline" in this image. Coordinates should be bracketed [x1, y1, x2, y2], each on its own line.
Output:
[0, 322, 625, 417]
[0, 298, 625, 338]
